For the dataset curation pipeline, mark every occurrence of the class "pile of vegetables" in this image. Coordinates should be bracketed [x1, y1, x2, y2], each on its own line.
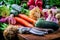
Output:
[0, 0, 59, 35]
[0, 0, 33, 29]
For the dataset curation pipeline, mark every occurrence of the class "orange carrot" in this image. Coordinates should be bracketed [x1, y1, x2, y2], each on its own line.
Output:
[14, 17, 34, 27]
[19, 14, 36, 25]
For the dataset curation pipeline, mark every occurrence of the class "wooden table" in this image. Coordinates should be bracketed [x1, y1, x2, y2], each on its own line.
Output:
[18, 28, 60, 40]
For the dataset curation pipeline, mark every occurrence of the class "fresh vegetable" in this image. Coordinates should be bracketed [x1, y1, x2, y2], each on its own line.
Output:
[19, 14, 36, 25]
[0, 23, 8, 31]
[11, 4, 29, 16]
[35, 18, 59, 31]
[15, 17, 34, 27]
[20, 7, 30, 16]
[27, 0, 35, 10]
[55, 13, 60, 26]
[35, 0, 43, 10]
[27, 0, 35, 6]
[27, 0, 43, 10]
[0, 5, 10, 17]
[10, 9, 18, 16]
[22, 3, 28, 9]
[7, 14, 16, 25]
[11, 4, 22, 12]
[7, 17, 16, 25]
[25, 9, 30, 16]
[3, 25, 19, 40]
[29, 6, 42, 20]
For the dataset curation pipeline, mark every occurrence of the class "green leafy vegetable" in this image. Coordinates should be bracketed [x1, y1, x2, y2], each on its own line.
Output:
[0, 5, 10, 17]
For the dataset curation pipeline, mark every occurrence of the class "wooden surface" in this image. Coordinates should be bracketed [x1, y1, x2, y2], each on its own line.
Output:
[18, 28, 60, 40]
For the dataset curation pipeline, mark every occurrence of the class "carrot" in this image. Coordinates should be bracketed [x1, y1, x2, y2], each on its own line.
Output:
[14, 17, 34, 27]
[18, 14, 36, 25]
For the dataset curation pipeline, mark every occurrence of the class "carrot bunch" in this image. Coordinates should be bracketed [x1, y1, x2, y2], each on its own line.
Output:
[14, 14, 36, 28]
